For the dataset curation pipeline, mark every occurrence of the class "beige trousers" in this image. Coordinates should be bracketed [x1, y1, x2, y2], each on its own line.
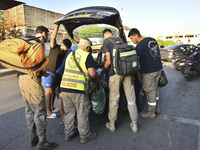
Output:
[62, 92, 91, 139]
[19, 75, 47, 138]
[108, 74, 138, 123]
[142, 70, 162, 112]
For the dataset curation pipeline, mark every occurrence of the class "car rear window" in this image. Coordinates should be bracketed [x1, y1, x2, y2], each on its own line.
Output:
[163, 45, 178, 50]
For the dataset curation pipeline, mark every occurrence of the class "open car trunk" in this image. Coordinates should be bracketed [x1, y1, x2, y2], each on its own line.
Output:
[55, 6, 127, 44]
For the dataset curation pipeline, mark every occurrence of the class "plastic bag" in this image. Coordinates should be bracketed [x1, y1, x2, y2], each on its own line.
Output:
[158, 70, 168, 87]
[90, 83, 106, 114]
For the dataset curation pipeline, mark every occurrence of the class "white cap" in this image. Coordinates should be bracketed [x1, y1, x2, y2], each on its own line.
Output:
[78, 39, 91, 47]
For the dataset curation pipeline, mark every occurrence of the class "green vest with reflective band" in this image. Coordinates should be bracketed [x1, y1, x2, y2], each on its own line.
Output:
[60, 49, 90, 91]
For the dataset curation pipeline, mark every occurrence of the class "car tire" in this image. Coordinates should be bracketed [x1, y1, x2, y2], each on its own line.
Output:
[135, 84, 145, 112]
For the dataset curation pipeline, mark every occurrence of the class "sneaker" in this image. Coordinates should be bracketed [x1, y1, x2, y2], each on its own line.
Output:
[37, 141, 57, 150]
[130, 123, 138, 134]
[60, 121, 64, 125]
[141, 112, 156, 119]
[52, 108, 59, 113]
[30, 134, 38, 147]
[105, 122, 116, 132]
[80, 132, 97, 144]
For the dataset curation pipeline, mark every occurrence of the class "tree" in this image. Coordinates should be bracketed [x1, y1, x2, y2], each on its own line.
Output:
[78, 25, 118, 39]
[156, 39, 177, 48]
[164, 40, 176, 47]
[157, 39, 165, 48]
[0, 15, 5, 41]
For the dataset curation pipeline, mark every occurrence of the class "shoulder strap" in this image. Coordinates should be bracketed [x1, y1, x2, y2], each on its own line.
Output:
[107, 37, 124, 45]
[14, 37, 41, 45]
[107, 37, 116, 45]
[72, 51, 87, 80]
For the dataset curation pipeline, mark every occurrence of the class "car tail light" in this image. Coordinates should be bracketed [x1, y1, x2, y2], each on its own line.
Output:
[185, 60, 192, 66]
[166, 50, 176, 53]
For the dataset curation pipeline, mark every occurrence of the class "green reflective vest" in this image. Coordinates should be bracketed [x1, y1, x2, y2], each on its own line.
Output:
[60, 49, 89, 91]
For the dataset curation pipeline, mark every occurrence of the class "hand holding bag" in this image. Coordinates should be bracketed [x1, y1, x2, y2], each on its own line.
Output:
[72, 51, 95, 94]
[158, 70, 168, 87]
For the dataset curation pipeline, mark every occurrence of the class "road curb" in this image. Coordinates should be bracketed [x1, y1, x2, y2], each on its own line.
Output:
[0, 68, 18, 78]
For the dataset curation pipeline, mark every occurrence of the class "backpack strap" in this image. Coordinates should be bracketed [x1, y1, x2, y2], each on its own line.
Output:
[14, 37, 42, 45]
[107, 37, 124, 45]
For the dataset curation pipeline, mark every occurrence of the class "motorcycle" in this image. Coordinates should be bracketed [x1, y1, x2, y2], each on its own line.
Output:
[180, 57, 193, 74]
[173, 48, 196, 71]
[184, 51, 200, 81]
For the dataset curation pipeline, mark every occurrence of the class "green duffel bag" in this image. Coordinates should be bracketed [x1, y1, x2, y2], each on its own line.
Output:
[90, 83, 106, 114]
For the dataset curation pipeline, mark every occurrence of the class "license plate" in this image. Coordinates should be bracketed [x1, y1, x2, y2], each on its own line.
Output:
[161, 51, 166, 53]
[179, 63, 185, 66]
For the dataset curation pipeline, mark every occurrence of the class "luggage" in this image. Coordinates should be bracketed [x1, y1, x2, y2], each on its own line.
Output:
[0, 37, 49, 76]
[108, 37, 139, 76]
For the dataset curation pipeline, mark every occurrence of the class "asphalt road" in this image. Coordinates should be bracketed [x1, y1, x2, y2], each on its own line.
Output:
[0, 62, 200, 150]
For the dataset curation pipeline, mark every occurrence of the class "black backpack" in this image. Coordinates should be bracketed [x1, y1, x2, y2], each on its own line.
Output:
[108, 37, 139, 76]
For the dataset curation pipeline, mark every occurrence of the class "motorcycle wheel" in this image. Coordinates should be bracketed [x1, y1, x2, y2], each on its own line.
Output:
[174, 61, 181, 71]
[186, 73, 192, 81]
[181, 67, 185, 74]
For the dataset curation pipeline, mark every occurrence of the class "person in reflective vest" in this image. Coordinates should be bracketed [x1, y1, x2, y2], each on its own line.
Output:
[60, 39, 98, 144]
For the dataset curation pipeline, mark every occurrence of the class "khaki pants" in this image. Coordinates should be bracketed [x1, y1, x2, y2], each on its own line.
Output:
[19, 75, 47, 138]
[142, 70, 162, 112]
[62, 92, 91, 139]
[108, 74, 138, 123]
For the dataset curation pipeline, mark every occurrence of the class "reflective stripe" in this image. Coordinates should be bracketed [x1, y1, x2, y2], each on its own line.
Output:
[109, 100, 119, 105]
[62, 78, 85, 84]
[156, 97, 159, 100]
[148, 102, 157, 106]
[26, 114, 33, 120]
[113, 48, 117, 73]
[120, 50, 136, 57]
[128, 101, 136, 105]
[65, 69, 89, 77]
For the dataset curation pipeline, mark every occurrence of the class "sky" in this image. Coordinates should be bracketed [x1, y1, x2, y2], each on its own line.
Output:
[18, 0, 200, 35]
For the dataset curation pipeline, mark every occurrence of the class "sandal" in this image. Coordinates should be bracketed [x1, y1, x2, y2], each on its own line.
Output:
[52, 108, 59, 113]
[60, 121, 64, 125]
[47, 113, 59, 119]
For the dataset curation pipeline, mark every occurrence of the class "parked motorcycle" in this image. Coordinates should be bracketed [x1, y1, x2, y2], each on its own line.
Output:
[180, 57, 193, 74]
[173, 48, 197, 71]
[184, 51, 200, 81]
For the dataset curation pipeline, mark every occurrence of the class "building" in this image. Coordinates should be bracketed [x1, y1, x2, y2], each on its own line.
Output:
[1, 3, 69, 44]
[153, 29, 200, 46]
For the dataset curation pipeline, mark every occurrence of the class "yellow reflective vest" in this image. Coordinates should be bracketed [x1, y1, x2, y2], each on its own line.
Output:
[60, 49, 90, 91]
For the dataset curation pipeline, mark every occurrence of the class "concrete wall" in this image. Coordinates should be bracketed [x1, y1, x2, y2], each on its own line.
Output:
[3, 4, 69, 44]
